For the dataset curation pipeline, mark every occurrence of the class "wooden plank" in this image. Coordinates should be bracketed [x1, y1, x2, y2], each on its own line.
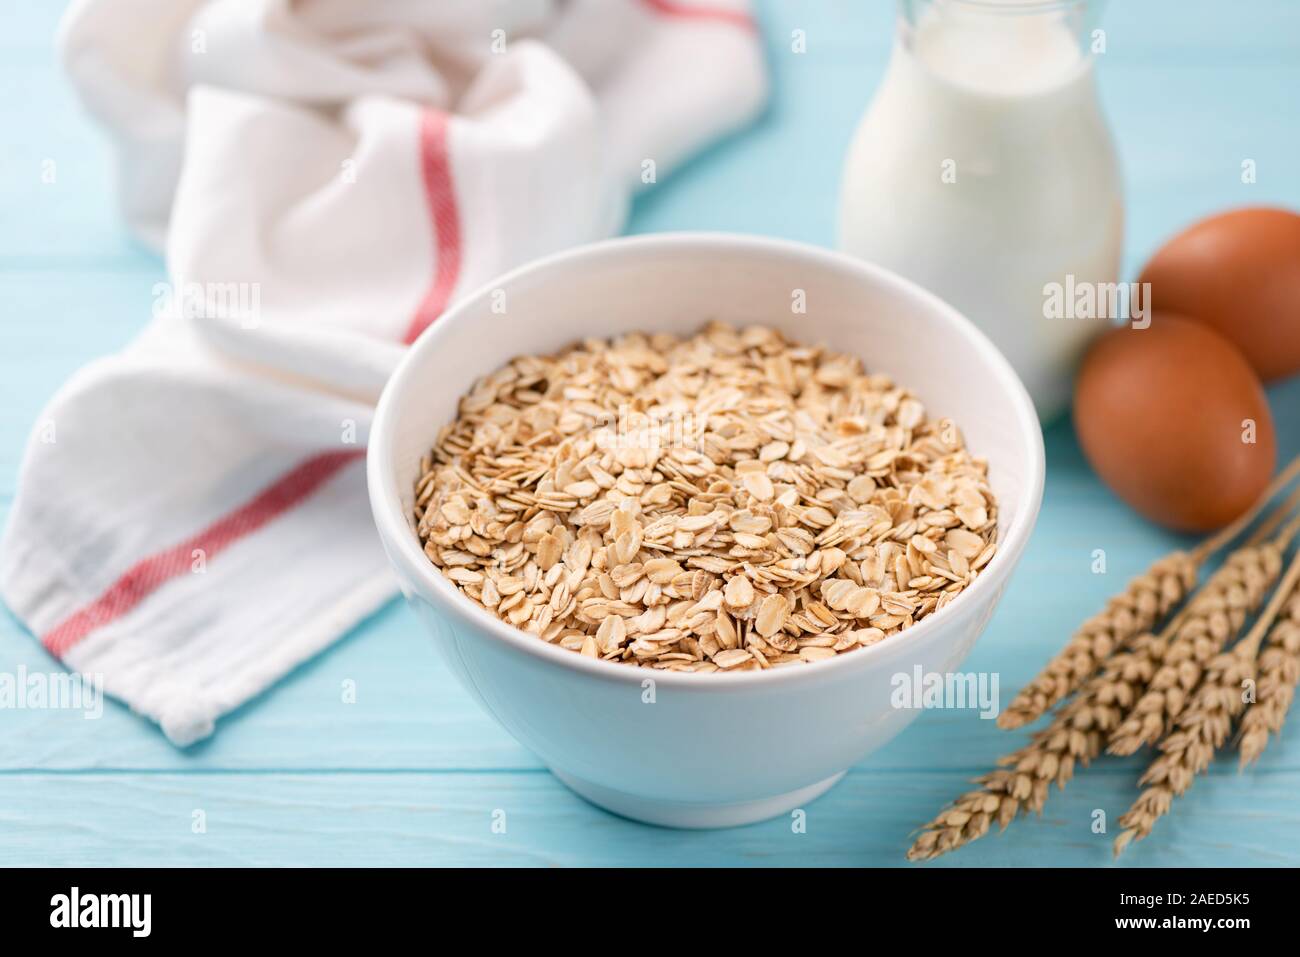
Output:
[1, 766, 1297, 867]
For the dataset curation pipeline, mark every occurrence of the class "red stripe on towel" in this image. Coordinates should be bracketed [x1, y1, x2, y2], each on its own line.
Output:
[403, 109, 463, 344]
[41, 450, 363, 657]
[638, 0, 756, 30]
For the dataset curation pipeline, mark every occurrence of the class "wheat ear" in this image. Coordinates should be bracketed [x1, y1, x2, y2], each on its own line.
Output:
[906, 540, 1282, 862]
[1238, 587, 1300, 767]
[1113, 548, 1300, 855]
[997, 553, 1196, 730]
[1106, 508, 1300, 756]
[998, 457, 1300, 731]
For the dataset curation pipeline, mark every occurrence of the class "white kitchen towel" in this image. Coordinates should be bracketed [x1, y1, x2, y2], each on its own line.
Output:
[0, 0, 766, 745]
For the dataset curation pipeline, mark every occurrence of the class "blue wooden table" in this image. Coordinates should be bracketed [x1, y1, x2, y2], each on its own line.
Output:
[3, 0, 1299, 867]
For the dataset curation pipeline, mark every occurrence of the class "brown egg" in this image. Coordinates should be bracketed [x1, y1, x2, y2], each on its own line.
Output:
[1138, 207, 1300, 381]
[1074, 314, 1276, 532]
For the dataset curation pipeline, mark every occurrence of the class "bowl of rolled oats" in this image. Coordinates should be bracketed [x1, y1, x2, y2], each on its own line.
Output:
[369, 233, 1043, 827]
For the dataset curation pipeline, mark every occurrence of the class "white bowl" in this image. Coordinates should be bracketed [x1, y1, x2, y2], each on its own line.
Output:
[368, 233, 1044, 828]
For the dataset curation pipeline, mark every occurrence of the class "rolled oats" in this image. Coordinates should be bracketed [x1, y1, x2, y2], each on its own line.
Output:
[413, 322, 998, 672]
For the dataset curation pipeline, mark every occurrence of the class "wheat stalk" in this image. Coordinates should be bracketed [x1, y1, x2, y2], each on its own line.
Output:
[1106, 512, 1298, 756]
[906, 540, 1280, 862]
[997, 553, 1196, 729]
[1113, 549, 1300, 855]
[1238, 589, 1300, 767]
[998, 458, 1300, 731]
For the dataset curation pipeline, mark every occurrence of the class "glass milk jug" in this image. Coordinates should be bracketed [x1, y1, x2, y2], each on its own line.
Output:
[839, 0, 1123, 422]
